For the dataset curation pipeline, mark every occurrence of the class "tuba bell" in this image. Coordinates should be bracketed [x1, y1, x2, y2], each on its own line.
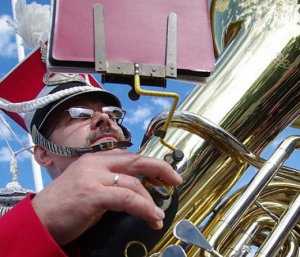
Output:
[139, 0, 300, 256]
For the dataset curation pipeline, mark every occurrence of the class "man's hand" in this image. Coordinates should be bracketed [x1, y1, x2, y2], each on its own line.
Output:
[32, 150, 182, 246]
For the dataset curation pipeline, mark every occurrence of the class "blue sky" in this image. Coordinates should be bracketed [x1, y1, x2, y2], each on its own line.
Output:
[0, 0, 299, 193]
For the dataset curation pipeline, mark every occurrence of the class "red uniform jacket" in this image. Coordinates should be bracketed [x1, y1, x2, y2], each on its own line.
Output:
[0, 195, 79, 257]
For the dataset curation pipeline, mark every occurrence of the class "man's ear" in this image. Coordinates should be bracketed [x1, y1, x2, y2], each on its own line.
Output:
[33, 146, 54, 167]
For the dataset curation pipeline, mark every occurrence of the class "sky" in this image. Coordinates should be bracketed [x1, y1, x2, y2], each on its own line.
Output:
[0, 0, 299, 195]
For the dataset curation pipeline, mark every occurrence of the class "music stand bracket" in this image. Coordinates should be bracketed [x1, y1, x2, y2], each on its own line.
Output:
[93, 4, 177, 79]
[94, 4, 107, 72]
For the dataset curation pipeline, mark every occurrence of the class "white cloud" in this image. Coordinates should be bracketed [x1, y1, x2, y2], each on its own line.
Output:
[124, 106, 152, 125]
[0, 112, 32, 145]
[16, 147, 32, 161]
[123, 98, 173, 128]
[0, 124, 12, 140]
[151, 98, 172, 111]
[0, 113, 12, 140]
[124, 99, 171, 127]
[0, 146, 31, 164]
[0, 15, 16, 57]
[0, 147, 12, 162]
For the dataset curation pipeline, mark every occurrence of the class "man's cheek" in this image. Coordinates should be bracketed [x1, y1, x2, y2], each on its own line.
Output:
[119, 128, 126, 140]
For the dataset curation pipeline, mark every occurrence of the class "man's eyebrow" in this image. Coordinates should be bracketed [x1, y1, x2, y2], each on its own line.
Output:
[64, 104, 90, 109]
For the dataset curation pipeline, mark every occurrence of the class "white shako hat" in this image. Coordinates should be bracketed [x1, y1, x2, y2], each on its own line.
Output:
[26, 72, 121, 138]
[0, 47, 121, 135]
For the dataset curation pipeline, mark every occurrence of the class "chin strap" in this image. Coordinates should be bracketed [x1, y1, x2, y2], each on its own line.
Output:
[31, 125, 132, 157]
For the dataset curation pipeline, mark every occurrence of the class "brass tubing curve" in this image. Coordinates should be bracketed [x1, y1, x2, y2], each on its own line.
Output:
[144, 111, 255, 163]
[144, 111, 300, 173]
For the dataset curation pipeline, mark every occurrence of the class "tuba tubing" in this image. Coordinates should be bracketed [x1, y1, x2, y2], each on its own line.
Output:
[143, 111, 300, 175]
[141, 0, 300, 256]
[256, 194, 300, 257]
[202, 178, 299, 257]
[203, 136, 300, 256]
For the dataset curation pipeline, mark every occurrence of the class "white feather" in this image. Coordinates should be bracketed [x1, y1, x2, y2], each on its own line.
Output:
[12, 0, 50, 49]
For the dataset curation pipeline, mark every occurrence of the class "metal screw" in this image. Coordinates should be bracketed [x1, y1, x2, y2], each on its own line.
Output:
[134, 63, 140, 74]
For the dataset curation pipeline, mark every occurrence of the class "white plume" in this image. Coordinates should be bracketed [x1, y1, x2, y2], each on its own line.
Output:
[10, 0, 51, 49]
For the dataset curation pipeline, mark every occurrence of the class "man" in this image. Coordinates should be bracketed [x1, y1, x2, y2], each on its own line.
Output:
[0, 49, 182, 257]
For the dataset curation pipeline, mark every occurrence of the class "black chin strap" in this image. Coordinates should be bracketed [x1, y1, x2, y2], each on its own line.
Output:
[31, 125, 132, 157]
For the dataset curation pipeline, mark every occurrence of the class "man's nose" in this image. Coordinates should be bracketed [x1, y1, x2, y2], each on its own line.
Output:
[90, 111, 111, 130]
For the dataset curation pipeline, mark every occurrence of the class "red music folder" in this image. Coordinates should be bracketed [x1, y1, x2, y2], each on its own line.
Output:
[48, 0, 215, 83]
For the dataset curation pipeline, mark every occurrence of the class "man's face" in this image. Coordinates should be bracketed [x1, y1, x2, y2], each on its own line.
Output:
[50, 96, 125, 147]
[41, 95, 125, 175]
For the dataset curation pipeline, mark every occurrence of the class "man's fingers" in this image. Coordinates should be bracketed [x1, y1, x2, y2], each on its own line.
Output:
[108, 153, 182, 185]
[97, 186, 165, 229]
[110, 174, 154, 203]
[97, 173, 154, 202]
[82, 151, 182, 186]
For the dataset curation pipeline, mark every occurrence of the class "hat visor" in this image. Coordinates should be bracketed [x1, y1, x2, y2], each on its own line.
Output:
[35, 89, 121, 132]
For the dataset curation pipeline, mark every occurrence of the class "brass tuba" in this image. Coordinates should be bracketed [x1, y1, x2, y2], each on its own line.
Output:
[139, 0, 300, 256]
